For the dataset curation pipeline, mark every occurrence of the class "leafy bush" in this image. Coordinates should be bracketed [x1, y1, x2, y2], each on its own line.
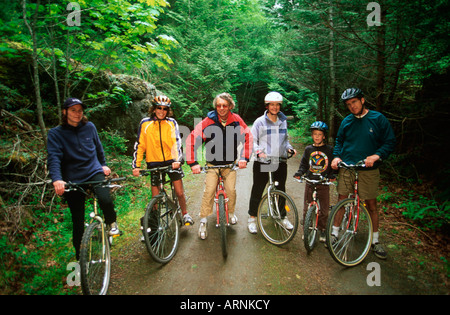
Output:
[392, 190, 450, 231]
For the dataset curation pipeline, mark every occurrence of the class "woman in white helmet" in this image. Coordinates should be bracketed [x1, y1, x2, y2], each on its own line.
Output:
[247, 92, 297, 234]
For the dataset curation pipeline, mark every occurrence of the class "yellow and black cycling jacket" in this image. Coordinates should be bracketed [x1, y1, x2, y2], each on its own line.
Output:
[132, 117, 183, 168]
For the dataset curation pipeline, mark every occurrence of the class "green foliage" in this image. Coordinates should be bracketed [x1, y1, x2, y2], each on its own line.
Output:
[388, 189, 450, 231]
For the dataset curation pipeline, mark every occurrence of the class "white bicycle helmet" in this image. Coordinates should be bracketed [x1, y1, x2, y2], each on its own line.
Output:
[264, 91, 283, 103]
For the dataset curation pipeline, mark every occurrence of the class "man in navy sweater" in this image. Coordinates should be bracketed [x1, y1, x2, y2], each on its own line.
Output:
[47, 98, 119, 260]
[331, 88, 395, 259]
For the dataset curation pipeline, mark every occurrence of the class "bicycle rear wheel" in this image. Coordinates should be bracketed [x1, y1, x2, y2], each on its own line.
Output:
[326, 198, 373, 267]
[80, 221, 110, 295]
[257, 190, 299, 245]
[143, 196, 180, 264]
[303, 204, 318, 253]
[218, 194, 228, 258]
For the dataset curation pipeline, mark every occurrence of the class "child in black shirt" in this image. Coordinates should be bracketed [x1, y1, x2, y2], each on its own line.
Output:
[294, 121, 335, 242]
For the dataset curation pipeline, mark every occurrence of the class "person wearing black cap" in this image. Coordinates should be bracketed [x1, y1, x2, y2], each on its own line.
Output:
[47, 97, 120, 260]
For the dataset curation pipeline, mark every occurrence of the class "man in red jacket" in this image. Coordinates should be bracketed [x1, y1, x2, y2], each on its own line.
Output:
[186, 93, 252, 240]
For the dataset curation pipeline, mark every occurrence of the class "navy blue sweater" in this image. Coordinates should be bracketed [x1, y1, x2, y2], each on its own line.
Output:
[47, 121, 106, 183]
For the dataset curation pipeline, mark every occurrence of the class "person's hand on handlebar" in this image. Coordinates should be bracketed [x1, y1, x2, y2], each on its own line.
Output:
[191, 164, 202, 174]
[238, 160, 247, 169]
[53, 180, 66, 196]
[364, 154, 380, 168]
[132, 168, 141, 177]
[331, 157, 342, 170]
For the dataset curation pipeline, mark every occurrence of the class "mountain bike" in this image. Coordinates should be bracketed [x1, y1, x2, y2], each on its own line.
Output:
[326, 160, 373, 267]
[140, 166, 184, 264]
[256, 156, 299, 245]
[201, 163, 239, 259]
[299, 175, 333, 253]
[64, 177, 125, 295]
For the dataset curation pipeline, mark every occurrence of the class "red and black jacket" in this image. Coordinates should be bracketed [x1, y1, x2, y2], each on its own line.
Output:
[186, 110, 253, 166]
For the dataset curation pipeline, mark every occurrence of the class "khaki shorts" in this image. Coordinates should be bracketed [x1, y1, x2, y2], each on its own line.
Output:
[337, 168, 380, 200]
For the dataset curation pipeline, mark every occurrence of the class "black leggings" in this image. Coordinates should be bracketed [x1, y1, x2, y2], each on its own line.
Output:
[248, 161, 287, 217]
[64, 173, 116, 260]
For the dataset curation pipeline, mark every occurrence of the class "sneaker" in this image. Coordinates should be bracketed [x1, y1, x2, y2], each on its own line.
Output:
[325, 234, 338, 248]
[281, 217, 293, 230]
[108, 222, 120, 236]
[247, 217, 257, 234]
[183, 213, 194, 226]
[230, 214, 238, 225]
[198, 219, 207, 240]
[319, 231, 326, 243]
[372, 243, 387, 260]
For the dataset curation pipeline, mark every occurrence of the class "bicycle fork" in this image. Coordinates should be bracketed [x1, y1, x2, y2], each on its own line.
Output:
[214, 178, 229, 227]
[88, 199, 110, 265]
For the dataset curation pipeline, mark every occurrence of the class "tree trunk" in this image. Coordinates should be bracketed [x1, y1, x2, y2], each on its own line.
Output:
[22, 0, 47, 147]
[375, 5, 387, 112]
[328, 1, 336, 142]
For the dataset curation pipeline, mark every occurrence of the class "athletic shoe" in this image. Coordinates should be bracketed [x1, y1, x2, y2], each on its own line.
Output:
[248, 217, 257, 234]
[372, 243, 387, 259]
[183, 213, 194, 226]
[198, 219, 207, 240]
[281, 217, 293, 230]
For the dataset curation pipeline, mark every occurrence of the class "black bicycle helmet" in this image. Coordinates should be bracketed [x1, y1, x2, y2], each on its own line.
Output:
[310, 121, 329, 132]
[152, 95, 171, 107]
[341, 88, 363, 103]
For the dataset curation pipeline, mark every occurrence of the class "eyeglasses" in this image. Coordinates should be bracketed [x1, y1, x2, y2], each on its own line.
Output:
[156, 106, 169, 111]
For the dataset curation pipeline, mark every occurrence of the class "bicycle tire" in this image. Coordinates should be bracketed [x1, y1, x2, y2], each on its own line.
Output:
[79, 220, 110, 295]
[326, 198, 373, 267]
[143, 196, 180, 264]
[303, 204, 318, 253]
[257, 190, 299, 245]
[218, 194, 228, 258]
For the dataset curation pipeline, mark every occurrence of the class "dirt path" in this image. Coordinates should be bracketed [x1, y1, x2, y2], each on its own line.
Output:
[108, 144, 448, 296]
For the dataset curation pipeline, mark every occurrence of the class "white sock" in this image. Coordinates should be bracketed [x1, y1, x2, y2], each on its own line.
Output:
[372, 231, 379, 244]
[332, 226, 339, 237]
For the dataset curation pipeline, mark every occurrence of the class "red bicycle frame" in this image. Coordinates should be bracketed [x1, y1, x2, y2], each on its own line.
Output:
[214, 171, 229, 226]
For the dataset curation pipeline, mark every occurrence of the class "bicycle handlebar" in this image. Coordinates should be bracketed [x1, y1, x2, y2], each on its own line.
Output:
[257, 148, 295, 164]
[64, 177, 127, 192]
[139, 165, 183, 176]
[338, 160, 366, 169]
[296, 175, 333, 186]
[201, 162, 239, 173]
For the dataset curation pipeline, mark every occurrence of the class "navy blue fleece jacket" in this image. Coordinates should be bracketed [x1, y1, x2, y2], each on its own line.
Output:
[47, 121, 106, 183]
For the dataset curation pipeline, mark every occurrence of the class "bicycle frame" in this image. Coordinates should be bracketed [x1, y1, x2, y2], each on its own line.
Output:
[215, 172, 229, 227]
[64, 177, 125, 295]
[140, 166, 182, 224]
[340, 162, 364, 233]
[203, 163, 237, 227]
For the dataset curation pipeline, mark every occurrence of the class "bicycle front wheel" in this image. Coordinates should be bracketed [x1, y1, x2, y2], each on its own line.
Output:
[257, 190, 299, 245]
[218, 194, 228, 258]
[326, 198, 373, 267]
[303, 204, 318, 253]
[143, 196, 180, 264]
[80, 220, 111, 295]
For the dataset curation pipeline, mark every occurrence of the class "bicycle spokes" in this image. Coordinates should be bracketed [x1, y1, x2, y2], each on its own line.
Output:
[257, 191, 298, 246]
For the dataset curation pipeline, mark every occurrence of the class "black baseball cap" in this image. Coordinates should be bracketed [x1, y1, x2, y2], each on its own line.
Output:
[63, 97, 85, 109]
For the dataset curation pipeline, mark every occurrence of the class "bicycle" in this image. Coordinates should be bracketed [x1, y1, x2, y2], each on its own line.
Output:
[64, 177, 125, 295]
[200, 162, 239, 259]
[325, 160, 373, 267]
[256, 156, 299, 246]
[298, 175, 333, 253]
[140, 165, 185, 264]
